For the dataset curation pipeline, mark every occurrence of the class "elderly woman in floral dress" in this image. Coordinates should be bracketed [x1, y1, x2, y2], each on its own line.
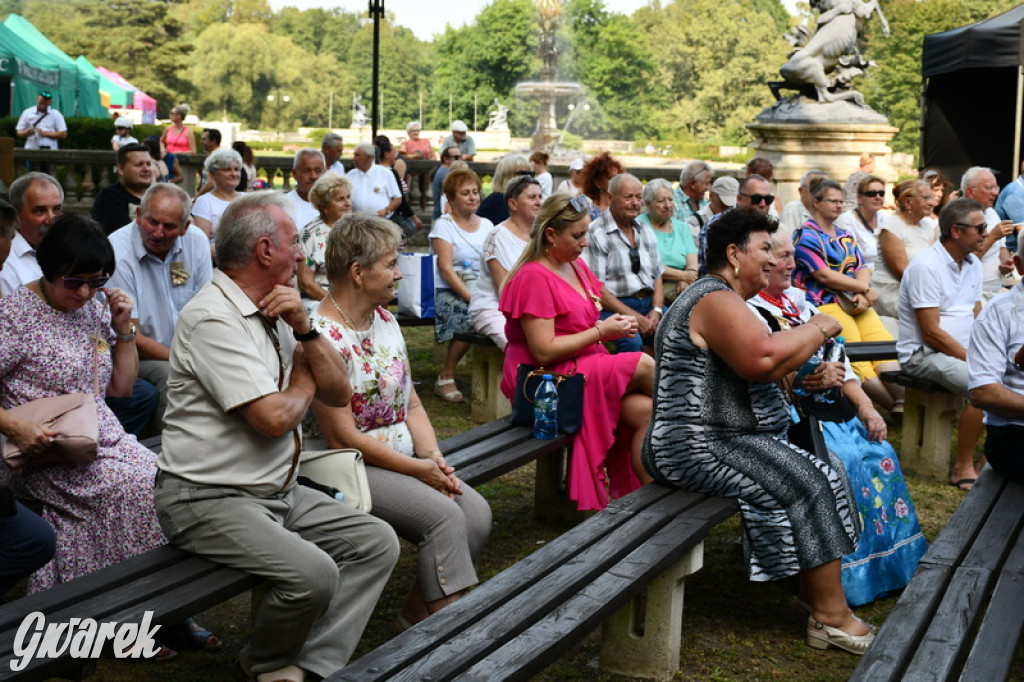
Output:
[311, 214, 492, 631]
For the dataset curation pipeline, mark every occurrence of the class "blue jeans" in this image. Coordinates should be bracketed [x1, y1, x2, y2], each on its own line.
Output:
[600, 295, 652, 354]
[0, 495, 56, 596]
[106, 378, 159, 437]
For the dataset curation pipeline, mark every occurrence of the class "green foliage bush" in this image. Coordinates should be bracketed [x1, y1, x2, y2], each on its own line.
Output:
[560, 132, 583, 151]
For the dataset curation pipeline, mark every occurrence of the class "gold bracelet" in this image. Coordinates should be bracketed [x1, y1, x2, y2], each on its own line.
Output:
[812, 321, 831, 341]
[596, 322, 603, 341]
[863, 285, 872, 296]
[418, 449, 442, 460]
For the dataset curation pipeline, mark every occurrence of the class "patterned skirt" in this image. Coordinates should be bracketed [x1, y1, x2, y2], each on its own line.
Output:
[434, 288, 471, 344]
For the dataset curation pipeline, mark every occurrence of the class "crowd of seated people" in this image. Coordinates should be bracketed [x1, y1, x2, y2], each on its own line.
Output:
[6, 132, 1024, 680]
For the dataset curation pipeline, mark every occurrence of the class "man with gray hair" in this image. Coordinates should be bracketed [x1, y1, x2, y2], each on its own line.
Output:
[779, 169, 826, 236]
[897, 198, 986, 490]
[583, 173, 665, 353]
[107, 183, 212, 426]
[348, 142, 402, 218]
[967, 231, 1024, 486]
[321, 133, 345, 175]
[673, 160, 711, 226]
[0, 172, 63, 295]
[156, 191, 399, 682]
[285, 148, 325, 230]
[961, 166, 1015, 298]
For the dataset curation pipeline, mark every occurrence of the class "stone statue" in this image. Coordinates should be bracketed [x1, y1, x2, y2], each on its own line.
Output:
[778, 0, 890, 106]
[486, 99, 509, 132]
[352, 94, 368, 127]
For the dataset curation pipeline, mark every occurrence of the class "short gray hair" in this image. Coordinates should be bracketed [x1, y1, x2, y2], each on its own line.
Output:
[961, 166, 995, 194]
[215, 191, 293, 270]
[608, 173, 640, 196]
[324, 214, 402, 284]
[140, 183, 191, 225]
[938, 197, 984, 242]
[799, 169, 825, 188]
[308, 172, 352, 212]
[171, 104, 191, 117]
[353, 142, 374, 157]
[405, 121, 421, 133]
[293, 148, 325, 170]
[322, 132, 343, 150]
[204, 147, 243, 172]
[492, 154, 530, 193]
[9, 172, 64, 212]
[679, 160, 711, 186]
[643, 178, 673, 206]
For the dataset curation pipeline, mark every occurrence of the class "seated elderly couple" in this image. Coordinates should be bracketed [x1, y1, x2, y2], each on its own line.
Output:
[490, 197, 925, 654]
[0, 194, 489, 682]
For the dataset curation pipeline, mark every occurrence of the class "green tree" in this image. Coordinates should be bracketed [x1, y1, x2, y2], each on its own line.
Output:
[862, 0, 1019, 158]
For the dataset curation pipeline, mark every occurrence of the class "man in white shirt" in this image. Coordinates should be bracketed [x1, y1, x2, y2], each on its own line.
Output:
[107, 183, 213, 426]
[16, 91, 67, 150]
[968, 235, 1024, 485]
[284, 148, 325, 230]
[897, 198, 987, 490]
[321, 133, 345, 175]
[0, 172, 63, 295]
[960, 166, 1015, 298]
[347, 142, 401, 218]
[778, 169, 826, 236]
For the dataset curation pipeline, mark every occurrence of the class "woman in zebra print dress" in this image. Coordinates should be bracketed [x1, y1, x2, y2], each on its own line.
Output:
[641, 208, 874, 655]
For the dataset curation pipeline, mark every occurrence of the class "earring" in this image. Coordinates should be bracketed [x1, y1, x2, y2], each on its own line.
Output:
[734, 264, 740, 277]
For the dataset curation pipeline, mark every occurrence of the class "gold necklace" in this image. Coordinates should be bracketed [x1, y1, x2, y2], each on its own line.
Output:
[329, 293, 372, 330]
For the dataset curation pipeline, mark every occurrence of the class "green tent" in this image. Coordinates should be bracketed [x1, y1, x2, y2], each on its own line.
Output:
[5, 15, 105, 118]
[0, 22, 75, 117]
[73, 56, 115, 116]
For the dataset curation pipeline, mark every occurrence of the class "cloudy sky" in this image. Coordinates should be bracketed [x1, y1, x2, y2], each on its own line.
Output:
[268, 0, 800, 42]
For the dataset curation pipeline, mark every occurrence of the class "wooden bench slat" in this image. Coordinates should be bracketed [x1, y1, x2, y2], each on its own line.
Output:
[920, 469, 1006, 568]
[960, 478, 1024, 570]
[455, 435, 570, 488]
[438, 418, 517, 453]
[850, 564, 952, 681]
[460, 499, 737, 681]
[443, 426, 539, 470]
[845, 341, 897, 362]
[360, 493, 716, 681]
[327, 486, 693, 681]
[959, 532, 1024, 682]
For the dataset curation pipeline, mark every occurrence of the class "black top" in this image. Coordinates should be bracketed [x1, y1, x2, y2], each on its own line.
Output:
[476, 192, 509, 226]
[91, 183, 141, 235]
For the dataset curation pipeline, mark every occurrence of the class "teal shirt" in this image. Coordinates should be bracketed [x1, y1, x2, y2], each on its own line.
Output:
[637, 213, 696, 270]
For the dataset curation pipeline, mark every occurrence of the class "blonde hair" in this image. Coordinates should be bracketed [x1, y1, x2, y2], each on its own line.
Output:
[504, 192, 590, 288]
[324, 214, 402, 284]
[491, 154, 530, 193]
[308, 172, 353, 212]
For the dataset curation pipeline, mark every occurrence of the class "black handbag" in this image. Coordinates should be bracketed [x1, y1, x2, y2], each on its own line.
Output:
[509, 364, 585, 435]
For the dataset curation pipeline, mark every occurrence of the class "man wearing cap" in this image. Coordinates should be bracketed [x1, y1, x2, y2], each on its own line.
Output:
[441, 121, 476, 162]
[16, 91, 67, 151]
[697, 174, 775, 276]
[111, 116, 138, 151]
[673, 160, 712, 226]
[556, 157, 585, 197]
[688, 176, 738, 240]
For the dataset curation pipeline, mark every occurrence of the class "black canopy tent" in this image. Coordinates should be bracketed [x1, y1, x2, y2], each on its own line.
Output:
[921, 4, 1024, 183]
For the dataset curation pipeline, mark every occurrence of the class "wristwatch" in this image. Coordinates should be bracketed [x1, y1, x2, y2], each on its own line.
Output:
[652, 306, 664, 315]
[293, 326, 321, 342]
[115, 323, 137, 343]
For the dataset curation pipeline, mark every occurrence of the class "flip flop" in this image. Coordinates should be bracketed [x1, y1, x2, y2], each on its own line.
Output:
[949, 478, 976, 491]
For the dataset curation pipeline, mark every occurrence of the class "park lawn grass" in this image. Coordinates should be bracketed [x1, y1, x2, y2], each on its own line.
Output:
[85, 325, 1023, 681]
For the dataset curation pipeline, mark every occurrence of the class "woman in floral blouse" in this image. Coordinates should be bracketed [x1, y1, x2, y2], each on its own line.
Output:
[310, 214, 492, 631]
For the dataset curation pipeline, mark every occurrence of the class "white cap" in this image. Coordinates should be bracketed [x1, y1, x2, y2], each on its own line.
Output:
[114, 116, 133, 129]
[451, 120, 468, 132]
[569, 157, 585, 171]
[712, 176, 739, 207]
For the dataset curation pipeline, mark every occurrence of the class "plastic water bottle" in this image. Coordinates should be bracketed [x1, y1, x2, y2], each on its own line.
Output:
[816, 336, 846, 404]
[792, 355, 821, 397]
[533, 374, 559, 440]
[457, 259, 479, 293]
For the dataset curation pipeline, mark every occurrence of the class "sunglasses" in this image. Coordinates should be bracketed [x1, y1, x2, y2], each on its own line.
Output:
[740, 193, 775, 205]
[505, 175, 540, 195]
[628, 246, 641, 274]
[62, 276, 110, 290]
[860, 190, 885, 198]
[954, 222, 988, 234]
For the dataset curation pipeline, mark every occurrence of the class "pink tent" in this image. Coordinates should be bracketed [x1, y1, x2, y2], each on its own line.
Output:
[97, 66, 157, 123]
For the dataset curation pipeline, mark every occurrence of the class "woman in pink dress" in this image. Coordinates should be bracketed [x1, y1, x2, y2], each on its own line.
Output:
[499, 192, 655, 510]
[160, 104, 196, 155]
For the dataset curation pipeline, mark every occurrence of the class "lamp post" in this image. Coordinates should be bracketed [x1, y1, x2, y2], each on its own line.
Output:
[369, 0, 384, 141]
[267, 92, 290, 140]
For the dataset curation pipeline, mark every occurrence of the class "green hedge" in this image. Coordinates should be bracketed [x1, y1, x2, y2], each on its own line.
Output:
[0, 117, 197, 150]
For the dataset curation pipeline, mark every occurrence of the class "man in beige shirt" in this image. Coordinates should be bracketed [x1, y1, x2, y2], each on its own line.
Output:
[155, 191, 398, 682]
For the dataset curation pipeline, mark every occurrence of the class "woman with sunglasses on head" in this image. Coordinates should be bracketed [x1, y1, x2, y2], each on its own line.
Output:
[0, 214, 219, 656]
[499, 193, 655, 511]
[477, 154, 533, 226]
[792, 178, 904, 411]
[468, 174, 543, 349]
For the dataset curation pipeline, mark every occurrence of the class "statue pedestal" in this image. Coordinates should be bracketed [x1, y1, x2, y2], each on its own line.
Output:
[747, 98, 901, 204]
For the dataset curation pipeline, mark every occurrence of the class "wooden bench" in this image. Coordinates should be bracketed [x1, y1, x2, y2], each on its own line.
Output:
[850, 465, 1024, 681]
[879, 370, 964, 480]
[325, 484, 737, 682]
[453, 331, 509, 424]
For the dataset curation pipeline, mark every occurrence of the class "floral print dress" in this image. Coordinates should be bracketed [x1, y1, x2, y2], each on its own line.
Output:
[313, 307, 415, 454]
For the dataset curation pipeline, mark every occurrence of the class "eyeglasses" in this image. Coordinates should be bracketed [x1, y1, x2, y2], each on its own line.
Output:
[818, 198, 843, 205]
[740, 193, 775, 205]
[954, 222, 988, 234]
[62, 276, 110, 290]
[628, 246, 641, 274]
[860, 190, 885, 198]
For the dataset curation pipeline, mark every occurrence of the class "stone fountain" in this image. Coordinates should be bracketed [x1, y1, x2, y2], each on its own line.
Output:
[515, 0, 582, 152]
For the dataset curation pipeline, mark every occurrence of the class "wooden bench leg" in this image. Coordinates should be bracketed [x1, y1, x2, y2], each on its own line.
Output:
[900, 387, 965, 480]
[599, 542, 705, 681]
[470, 344, 511, 423]
[533, 447, 586, 524]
